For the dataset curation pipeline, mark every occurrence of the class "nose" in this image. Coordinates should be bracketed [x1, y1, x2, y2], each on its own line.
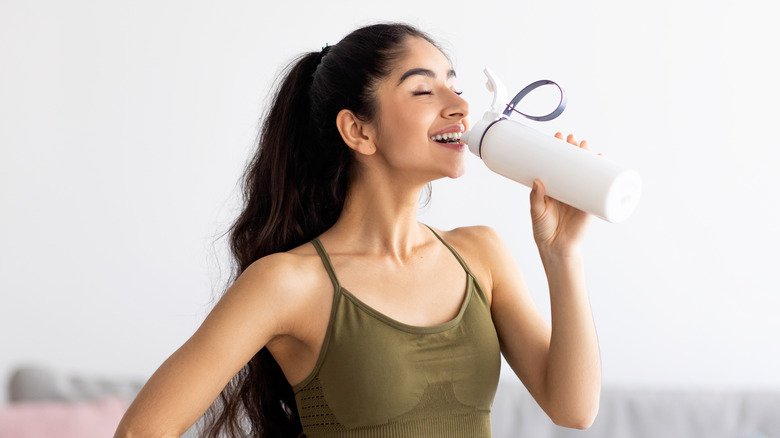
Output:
[445, 92, 469, 122]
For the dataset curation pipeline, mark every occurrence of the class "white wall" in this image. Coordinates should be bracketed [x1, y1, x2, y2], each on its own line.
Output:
[2, 0, 778, 404]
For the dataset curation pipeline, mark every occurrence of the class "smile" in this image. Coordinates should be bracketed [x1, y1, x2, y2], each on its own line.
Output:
[430, 131, 463, 144]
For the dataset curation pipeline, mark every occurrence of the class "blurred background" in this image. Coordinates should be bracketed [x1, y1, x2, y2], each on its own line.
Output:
[1, 0, 779, 434]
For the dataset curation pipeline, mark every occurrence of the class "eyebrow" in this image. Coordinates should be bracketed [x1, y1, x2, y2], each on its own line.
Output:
[396, 68, 457, 86]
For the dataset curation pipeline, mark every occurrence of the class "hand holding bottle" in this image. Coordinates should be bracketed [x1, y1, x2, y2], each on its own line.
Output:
[530, 132, 600, 257]
[463, 68, 642, 224]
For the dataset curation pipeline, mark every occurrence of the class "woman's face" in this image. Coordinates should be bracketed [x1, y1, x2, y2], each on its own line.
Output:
[369, 36, 470, 181]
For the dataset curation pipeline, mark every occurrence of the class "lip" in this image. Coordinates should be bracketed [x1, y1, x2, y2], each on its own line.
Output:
[436, 140, 466, 151]
[429, 123, 465, 137]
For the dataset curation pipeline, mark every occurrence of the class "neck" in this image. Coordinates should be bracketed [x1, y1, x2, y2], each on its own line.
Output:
[326, 171, 433, 263]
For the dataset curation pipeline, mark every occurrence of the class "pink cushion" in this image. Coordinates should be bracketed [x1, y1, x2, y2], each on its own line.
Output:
[0, 397, 127, 438]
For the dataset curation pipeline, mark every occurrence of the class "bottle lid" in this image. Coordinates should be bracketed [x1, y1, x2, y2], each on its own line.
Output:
[462, 68, 568, 157]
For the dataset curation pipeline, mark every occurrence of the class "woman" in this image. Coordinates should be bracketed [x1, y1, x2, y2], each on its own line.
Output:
[115, 22, 601, 438]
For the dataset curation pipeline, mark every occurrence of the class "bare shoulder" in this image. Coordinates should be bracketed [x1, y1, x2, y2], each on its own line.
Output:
[442, 224, 503, 264]
[447, 224, 501, 245]
[428, 224, 501, 305]
[246, 240, 323, 293]
[243, 251, 307, 296]
[239, 248, 323, 340]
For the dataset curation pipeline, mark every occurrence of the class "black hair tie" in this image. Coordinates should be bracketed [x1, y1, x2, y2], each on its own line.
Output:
[319, 44, 331, 59]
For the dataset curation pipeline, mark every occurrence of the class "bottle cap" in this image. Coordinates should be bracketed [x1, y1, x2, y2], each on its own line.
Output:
[462, 67, 567, 157]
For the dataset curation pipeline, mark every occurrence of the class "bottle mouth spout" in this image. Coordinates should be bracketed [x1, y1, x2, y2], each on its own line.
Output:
[462, 116, 502, 158]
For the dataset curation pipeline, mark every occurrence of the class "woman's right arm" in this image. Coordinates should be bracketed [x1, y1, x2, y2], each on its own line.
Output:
[114, 252, 306, 437]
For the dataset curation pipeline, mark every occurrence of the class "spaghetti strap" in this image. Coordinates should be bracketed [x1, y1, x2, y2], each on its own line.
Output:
[423, 223, 478, 280]
[310, 237, 341, 291]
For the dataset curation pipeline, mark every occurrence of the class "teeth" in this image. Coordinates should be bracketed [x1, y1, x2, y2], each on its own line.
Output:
[430, 132, 463, 142]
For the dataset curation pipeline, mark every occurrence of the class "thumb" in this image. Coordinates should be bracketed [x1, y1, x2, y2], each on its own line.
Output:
[530, 179, 546, 217]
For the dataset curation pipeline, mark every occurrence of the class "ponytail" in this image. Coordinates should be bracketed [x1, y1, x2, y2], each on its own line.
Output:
[199, 23, 441, 437]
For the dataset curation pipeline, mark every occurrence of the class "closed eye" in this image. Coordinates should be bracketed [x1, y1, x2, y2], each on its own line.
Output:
[412, 90, 464, 96]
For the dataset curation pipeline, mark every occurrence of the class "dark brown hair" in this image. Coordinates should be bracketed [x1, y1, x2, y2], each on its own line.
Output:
[199, 22, 446, 437]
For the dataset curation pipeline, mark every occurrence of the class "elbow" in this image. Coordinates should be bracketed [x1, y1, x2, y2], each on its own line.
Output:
[552, 411, 597, 430]
[550, 399, 600, 430]
[554, 415, 596, 430]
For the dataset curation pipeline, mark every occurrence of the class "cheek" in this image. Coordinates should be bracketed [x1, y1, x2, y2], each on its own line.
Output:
[400, 112, 434, 142]
[381, 111, 429, 147]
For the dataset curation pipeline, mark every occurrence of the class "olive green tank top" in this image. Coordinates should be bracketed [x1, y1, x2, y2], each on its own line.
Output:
[293, 223, 501, 437]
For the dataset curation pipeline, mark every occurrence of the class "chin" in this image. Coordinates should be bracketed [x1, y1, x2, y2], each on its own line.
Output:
[445, 165, 466, 179]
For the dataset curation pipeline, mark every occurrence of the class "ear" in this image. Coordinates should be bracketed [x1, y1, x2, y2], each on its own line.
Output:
[335, 109, 376, 155]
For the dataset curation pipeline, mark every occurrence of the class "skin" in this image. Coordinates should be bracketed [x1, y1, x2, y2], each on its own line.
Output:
[114, 36, 601, 437]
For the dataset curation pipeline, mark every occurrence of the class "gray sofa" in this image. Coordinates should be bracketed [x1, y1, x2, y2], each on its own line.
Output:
[5, 364, 780, 437]
[491, 375, 780, 438]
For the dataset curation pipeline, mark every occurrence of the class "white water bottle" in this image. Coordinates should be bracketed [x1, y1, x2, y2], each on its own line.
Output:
[461, 68, 642, 223]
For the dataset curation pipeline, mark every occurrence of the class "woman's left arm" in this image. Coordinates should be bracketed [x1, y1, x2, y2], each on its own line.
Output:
[530, 132, 601, 428]
[485, 132, 601, 429]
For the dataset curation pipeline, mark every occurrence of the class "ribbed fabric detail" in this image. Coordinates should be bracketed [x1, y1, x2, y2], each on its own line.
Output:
[297, 380, 493, 436]
[297, 376, 340, 429]
[300, 412, 491, 437]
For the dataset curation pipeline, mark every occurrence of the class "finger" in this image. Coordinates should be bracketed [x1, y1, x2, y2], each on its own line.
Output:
[555, 132, 563, 139]
[567, 133, 577, 145]
[580, 140, 588, 149]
